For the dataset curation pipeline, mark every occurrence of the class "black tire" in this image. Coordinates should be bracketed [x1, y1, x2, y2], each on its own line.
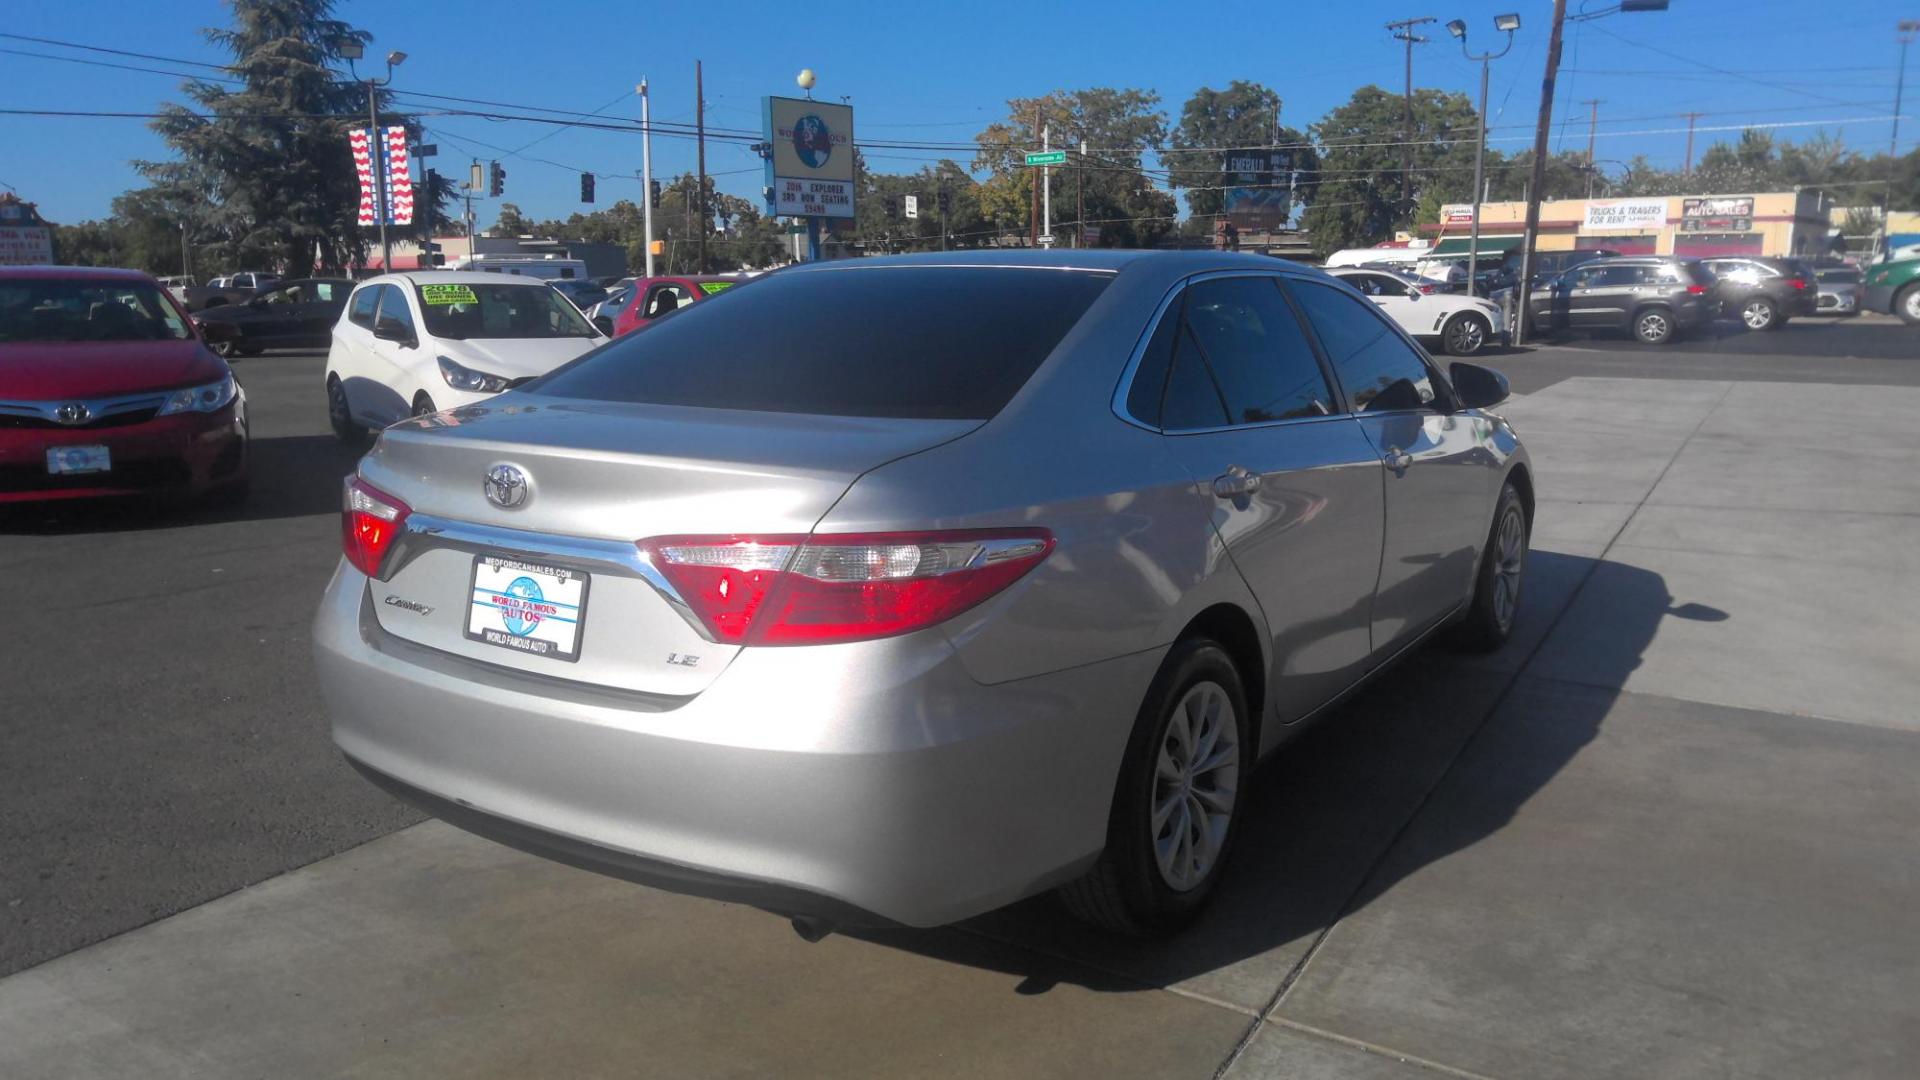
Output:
[1632, 306, 1676, 345]
[236, 344, 265, 357]
[1896, 283, 1920, 326]
[1059, 638, 1250, 937]
[410, 392, 438, 418]
[1738, 296, 1779, 332]
[1440, 312, 1491, 356]
[211, 339, 237, 358]
[1444, 481, 1529, 653]
[327, 375, 368, 444]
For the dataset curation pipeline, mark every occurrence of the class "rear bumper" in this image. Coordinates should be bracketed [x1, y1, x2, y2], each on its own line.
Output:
[0, 397, 246, 503]
[314, 563, 1160, 927]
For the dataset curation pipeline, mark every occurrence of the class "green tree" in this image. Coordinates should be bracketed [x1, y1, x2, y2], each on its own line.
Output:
[974, 88, 1171, 245]
[1300, 85, 1481, 252]
[492, 203, 532, 234]
[1167, 82, 1318, 221]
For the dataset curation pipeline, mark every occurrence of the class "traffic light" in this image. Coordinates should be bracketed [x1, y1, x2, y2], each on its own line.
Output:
[580, 172, 595, 203]
[649, 179, 662, 209]
[488, 160, 505, 197]
[937, 188, 952, 215]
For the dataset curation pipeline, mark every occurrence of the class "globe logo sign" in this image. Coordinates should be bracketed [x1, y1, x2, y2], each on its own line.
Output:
[502, 575, 544, 636]
[791, 114, 833, 169]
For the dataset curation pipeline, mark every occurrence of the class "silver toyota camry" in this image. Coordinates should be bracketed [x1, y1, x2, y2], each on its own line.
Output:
[314, 250, 1532, 936]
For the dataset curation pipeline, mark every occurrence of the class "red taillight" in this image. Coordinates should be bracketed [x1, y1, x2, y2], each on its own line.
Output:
[1687, 284, 1709, 295]
[1788, 278, 1809, 290]
[342, 476, 410, 578]
[641, 530, 1055, 646]
[1417, 283, 1439, 294]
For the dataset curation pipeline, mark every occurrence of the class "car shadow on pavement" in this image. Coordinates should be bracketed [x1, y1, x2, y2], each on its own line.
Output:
[851, 552, 1725, 998]
[0, 434, 365, 535]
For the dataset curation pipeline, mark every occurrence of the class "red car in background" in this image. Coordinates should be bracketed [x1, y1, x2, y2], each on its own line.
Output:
[608, 275, 741, 337]
[1, 266, 248, 505]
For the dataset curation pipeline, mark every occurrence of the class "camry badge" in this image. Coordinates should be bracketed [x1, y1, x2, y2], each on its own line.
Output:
[484, 463, 530, 509]
[54, 402, 91, 425]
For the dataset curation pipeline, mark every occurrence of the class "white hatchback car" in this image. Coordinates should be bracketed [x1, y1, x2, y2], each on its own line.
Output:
[326, 271, 605, 439]
[1326, 267, 1502, 356]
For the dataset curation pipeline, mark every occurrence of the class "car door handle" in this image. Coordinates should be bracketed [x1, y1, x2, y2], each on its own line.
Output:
[1212, 466, 1262, 499]
[1384, 448, 1414, 472]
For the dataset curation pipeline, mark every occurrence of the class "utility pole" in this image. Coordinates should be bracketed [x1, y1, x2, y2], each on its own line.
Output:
[1514, 0, 1567, 347]
[1077, 140, 1086, 248]
[1683, 112, 1702, 175]
[1029, 106, 1041, 247]
[695, 60, 707, 274]
[639, 79, 655, 277]
[1387, 18, 1435, 205]
[1582, 98, 1603, 197]
[1885, 22, 1918, 260]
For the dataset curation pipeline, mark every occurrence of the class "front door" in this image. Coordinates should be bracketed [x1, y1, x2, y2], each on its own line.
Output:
[1285, 278, 1494, 654]
[1134, 274, 1386, 726]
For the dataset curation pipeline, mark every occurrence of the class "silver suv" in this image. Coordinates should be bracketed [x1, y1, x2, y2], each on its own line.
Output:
[315, 251, 1533, 936]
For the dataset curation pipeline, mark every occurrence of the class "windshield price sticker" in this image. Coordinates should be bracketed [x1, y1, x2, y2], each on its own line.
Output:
[421, 284, 477, 305]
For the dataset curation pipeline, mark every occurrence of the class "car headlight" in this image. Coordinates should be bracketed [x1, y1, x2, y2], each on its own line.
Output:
[437, 355, 511, 393]
[157, 374, 237, 415]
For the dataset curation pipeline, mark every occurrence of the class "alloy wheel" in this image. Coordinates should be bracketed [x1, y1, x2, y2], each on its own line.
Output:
[1742, 300, 1774, 330]
[1492, 504, 1526, 631]
[1447, 316, 1486, 356]
[1637, 312, 1670, 342]
[1904, 289, 1920, 322]
[1152, 681, 1240, 892]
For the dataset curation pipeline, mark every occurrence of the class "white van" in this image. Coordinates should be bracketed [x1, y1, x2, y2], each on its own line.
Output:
[1322, 247, 1425, 271]
[445, 254, 590, 282]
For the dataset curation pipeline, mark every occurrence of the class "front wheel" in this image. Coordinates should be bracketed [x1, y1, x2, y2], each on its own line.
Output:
[1441, 312, 1491, 356]
[1633, 308, 1676, 345]
[1896, 284, 1920, 326]
[1444, 481, 1529, 653]
[1059, 639, 1248, 936]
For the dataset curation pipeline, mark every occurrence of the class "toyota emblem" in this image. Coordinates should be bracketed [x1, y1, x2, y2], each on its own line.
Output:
[54, 402, 91, 426]
[483, 463, 530, 509]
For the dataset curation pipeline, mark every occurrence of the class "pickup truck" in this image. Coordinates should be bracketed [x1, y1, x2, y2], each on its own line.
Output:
[1863, 255, 1920, 325]
[168, 271, 281, 312]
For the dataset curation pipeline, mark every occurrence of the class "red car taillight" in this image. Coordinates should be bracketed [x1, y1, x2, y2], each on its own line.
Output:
[1417, 283, 1439, 294]
[641, 530, 1055, 646]
[1687, 284, 1709, 295]
[1788, 278, 1809, 290]
[342, 476, 410, 578]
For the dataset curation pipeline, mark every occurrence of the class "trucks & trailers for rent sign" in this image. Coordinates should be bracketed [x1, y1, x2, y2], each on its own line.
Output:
[764, 97, 855, 220]
[1583, 199, 1667, 231]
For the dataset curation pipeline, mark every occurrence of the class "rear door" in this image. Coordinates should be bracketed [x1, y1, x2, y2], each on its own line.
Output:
[1346, 272, 1429, 337]
[1286, 278, 1492, 653]
[1572, 264, 1640, 328]
[365, 285, 421, 425]
[1139, 273, 1386, 724]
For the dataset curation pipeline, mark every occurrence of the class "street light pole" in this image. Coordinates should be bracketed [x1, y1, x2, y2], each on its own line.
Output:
[1449, 15, 1518, 298]
[639, 79, 655, 277]
[1885, 22, 1918, 260]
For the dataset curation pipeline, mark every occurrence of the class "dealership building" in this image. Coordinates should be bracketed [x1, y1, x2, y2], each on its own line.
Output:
[1419, 190, 1836, 260]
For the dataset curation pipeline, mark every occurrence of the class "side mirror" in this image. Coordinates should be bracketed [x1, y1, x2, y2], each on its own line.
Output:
[373, 318, 415, 347]
[199, 320, 239, 344]
[1407, 289, 1422, 302]
[593, 315, 614, 335]
[1450, 361, 1510, 410]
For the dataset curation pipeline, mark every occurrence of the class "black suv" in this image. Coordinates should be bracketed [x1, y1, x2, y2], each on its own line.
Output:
[1525, 256, 1720, 345]
[1698, 256, 1816, 331]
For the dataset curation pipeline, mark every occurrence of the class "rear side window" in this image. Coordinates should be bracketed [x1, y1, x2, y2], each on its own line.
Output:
[1288, 280, 1440, 414]
[533, 267, 1111, 420]
[1125, 277, 1334, 430]
[347, 286, 379, 328]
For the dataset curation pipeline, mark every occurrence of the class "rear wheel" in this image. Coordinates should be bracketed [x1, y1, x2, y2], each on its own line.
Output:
[1440, 312, 1490, 356]
[1059, 639, 1248, 936]
[1444, 481, 1529, 653]
[1740, 296, 1779, 331]
[1633, 307, 1676, 345]
[1897, 283, 1920, 326]
[327, 375, 367, 444]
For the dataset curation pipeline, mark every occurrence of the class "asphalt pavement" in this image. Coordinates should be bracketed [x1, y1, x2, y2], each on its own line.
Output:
[3, 321, 1918, 1077]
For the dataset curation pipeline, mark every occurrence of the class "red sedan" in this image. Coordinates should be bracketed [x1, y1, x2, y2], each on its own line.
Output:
[1, 266, 248, 505]
[609, 275, 740, 337]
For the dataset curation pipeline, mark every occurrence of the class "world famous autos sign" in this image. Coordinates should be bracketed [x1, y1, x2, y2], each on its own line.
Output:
[763, 97, 855, 219]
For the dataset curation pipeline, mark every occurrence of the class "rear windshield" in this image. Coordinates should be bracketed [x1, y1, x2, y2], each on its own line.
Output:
[412, 281, 597, 340]
[1817, 268, 1861, 284]
[0, 280, 191, 343]
[529, 266, 1113, 420]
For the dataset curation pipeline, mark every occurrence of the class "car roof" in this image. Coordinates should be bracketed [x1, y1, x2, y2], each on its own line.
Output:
[0, 265, 157, 282]
[361, 270, 557, 287]
[781, 249, 1322, 279]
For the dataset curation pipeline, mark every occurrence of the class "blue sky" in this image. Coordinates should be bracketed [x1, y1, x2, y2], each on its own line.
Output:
[1, 0, 1911, 226]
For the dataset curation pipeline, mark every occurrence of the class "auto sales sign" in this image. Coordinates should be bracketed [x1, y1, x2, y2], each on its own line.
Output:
[1583, 199, 1667, 231]
[0, 193, 54, 266]
[764, 97, 855, 220]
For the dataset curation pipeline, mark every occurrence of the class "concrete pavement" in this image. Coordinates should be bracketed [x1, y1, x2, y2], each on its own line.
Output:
[3, 372, 1917, 1077]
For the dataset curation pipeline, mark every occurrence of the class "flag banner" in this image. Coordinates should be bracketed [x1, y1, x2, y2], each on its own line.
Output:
[350, 128, 376, 225]
[351, 127, 415, 226]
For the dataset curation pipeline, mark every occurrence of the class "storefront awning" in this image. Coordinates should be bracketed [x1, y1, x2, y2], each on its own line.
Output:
[1429, 235, 1525, 256]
